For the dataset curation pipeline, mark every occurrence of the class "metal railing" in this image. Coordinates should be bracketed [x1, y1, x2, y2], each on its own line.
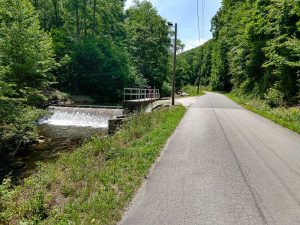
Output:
[124, 88, 160, 102]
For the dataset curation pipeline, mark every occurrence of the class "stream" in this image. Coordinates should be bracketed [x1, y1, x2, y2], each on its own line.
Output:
[0, 106, 123, 183]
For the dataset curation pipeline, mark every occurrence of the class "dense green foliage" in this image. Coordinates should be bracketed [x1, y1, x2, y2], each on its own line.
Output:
[0, 0, 173, 152]
[178, 0, 300, 105]
[177, 40, 214, 89]
[0, 106, 186, 224]
[28, 0, 172, 101]
[126, 1, 171, 90]
[0, 0, 54, 152]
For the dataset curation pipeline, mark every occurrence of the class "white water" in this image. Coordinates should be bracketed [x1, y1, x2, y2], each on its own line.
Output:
[39, 107, 123, 128]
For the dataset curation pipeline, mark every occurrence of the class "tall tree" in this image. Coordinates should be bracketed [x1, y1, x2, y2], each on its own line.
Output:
[125, 0, 171, 89]
[0, 0, 55, 151]
[0, 0, 55, 105]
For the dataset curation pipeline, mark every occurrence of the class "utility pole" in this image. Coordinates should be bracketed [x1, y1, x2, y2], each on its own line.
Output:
[172, 23, 177, 106]
[168, 22, 177, 106]
[197, 50, 203, 95]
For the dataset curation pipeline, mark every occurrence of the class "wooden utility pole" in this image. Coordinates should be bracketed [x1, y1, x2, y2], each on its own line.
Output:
[172, 23, 177, 106]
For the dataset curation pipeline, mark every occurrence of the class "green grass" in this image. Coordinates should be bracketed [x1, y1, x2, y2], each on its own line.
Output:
[227, 93, 300, 134]
[0, 106, 186, 224]
[181, 85, 206, 96]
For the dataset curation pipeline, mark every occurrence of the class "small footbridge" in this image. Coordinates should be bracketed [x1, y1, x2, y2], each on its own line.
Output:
[123, 88, 160, 111]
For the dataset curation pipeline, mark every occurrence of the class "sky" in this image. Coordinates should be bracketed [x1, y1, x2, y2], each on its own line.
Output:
[125, 0, 222, 51]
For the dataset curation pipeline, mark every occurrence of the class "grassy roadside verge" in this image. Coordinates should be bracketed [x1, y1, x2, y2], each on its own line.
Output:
[182, 85, 206, 96]
[0, 106, 186, 224]
[227, 93, 300, 134]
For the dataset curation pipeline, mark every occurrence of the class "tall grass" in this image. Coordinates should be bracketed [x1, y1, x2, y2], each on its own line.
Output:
[0, 106, 186, 224]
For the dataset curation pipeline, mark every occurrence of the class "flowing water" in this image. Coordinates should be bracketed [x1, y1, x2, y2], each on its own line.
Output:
[0, 106, 123, 182]
[40, 106, 123, 128]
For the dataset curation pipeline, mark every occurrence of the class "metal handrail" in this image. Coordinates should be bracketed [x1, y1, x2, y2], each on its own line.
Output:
[124, 88, 160, 102]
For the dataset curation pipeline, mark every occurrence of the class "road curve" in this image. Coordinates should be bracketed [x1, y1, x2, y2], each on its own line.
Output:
[119, 92, 300, 225]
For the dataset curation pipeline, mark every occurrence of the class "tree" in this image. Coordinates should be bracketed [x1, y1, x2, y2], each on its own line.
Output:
[261, 0, 300, 102]
[125, 0, 171, 90]
[0, 0, 55, 152]
[0, 0, 55, 105]
[30, 0, 137, 101]
[176, 40, 214, 90]
[63, 37, 132, 101]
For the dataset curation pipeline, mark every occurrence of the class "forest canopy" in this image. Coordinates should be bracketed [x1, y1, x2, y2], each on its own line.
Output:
[177, 0, 300, 105]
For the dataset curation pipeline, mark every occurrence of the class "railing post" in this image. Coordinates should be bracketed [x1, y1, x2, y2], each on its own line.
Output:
[139, 89, 141, 102]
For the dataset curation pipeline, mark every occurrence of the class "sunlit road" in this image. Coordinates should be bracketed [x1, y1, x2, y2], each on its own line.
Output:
[120, 92, 300, 225]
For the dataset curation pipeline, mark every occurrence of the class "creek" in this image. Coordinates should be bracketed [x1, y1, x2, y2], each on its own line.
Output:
[0, 106, 123, 182]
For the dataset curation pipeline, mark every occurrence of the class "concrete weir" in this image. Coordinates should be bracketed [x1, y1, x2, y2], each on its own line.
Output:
[40, 106, 123, 128]
[123, 99, 156, 112]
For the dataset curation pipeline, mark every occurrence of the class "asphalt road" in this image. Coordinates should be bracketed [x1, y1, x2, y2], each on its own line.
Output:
[119, 93, 300, 225]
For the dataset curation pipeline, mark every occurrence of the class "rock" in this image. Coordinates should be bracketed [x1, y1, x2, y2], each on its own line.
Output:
[37, 136, 46, 144]
[180, 92, 190, 97]
[152, 104, 170, 111]
[108, 117, 128, 135]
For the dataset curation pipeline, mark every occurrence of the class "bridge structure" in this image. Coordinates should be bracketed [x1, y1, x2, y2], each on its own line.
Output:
[123, 88, 160, 111]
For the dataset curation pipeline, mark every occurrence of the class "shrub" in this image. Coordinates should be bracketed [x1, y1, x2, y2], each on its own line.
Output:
[0, 100, 45, 154]
[161, 81, 172, 97]
[264, 88, 284, 107]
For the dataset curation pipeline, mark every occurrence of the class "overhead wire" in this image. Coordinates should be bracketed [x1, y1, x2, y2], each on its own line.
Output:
[196, 0, 205, 46]
[196, 0, 201, 47]
[202, 0, 206, 85]
[202, 0, 205, 41]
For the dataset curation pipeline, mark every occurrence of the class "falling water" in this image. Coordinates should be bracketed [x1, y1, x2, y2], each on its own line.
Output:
[39, 106, 123, 128]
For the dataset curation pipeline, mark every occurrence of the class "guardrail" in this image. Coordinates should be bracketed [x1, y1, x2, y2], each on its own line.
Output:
[49, 105, 123, 109]
[124, 88, 160, 102]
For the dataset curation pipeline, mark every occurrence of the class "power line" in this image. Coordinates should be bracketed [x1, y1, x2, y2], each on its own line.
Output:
[196, 0, 201, 46]
[202, 0, 205, 40]
[201, 0, 206, 86]
[196, 0, 205, 93]
[197, 0, 205, 46]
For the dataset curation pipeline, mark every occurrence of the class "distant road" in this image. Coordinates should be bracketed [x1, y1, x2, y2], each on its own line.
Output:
[120, 92, 300, 225]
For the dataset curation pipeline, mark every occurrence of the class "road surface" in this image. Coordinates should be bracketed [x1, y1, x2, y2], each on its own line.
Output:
[119, 92, 300, 225]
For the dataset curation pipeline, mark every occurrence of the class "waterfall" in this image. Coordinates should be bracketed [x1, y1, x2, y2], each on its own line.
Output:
[39, 106, 123, 128]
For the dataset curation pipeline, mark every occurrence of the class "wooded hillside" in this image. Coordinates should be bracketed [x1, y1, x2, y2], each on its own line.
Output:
[178, 0, 300, 105]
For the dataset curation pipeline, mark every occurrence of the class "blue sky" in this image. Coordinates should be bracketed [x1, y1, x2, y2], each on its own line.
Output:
[125, 0, 222, 51]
